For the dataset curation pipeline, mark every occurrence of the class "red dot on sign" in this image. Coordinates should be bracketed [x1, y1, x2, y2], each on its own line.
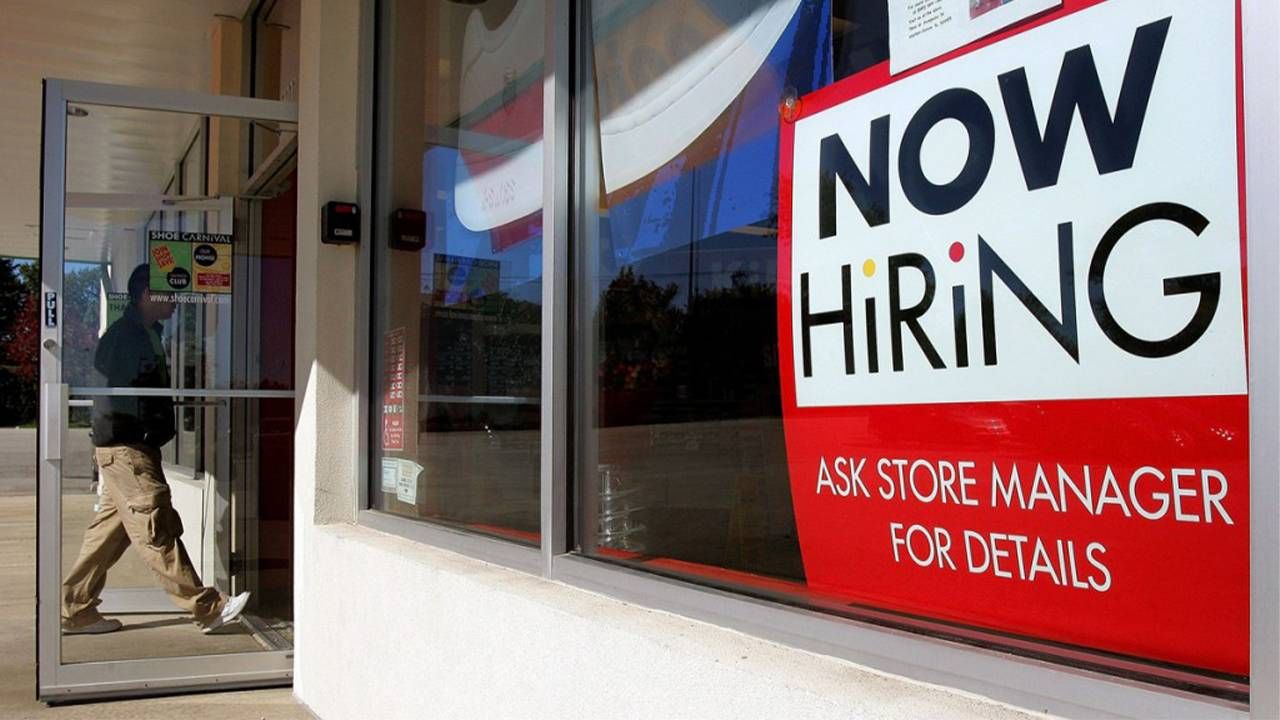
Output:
[779, 97, 802, 123]
[949, 242, 965, 262]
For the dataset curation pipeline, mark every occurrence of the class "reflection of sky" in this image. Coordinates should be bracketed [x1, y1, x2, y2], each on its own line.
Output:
[600, 0, 831, 286]
[422, 146, 542, 306]
[416, 0, 831, 311]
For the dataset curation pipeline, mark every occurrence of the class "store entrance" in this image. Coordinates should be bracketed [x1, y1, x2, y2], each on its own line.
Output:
[36, 79, 297, 700]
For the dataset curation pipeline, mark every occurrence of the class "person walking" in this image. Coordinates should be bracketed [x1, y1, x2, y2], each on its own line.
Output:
[61, 263, 248, 635]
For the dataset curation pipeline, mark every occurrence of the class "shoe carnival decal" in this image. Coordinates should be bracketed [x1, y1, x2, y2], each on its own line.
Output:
[777, 0, 1247, 675]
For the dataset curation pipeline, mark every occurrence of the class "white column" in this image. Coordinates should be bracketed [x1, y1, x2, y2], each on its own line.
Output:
[294, 0, 362, 698]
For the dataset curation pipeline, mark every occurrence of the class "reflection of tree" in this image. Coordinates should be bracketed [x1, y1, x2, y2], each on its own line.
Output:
[598, 267, 780, 426]
[59, 266, 104, 388]
[478, 290, 541, 398]
[600, 267, 681, 393]
[0, 259, 38, 425]
[480, 290, 541, 327]
[420, 289, 542, 431]
[685, 270, 780, 418]
[0, 261, 99, 425]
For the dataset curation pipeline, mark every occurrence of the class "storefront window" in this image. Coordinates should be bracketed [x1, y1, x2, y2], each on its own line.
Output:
[575, 0, 1249, 697]
[371, 0, 544, 544]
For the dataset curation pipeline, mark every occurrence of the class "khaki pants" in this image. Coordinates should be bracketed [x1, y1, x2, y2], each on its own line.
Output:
[61, 445, 224, 627]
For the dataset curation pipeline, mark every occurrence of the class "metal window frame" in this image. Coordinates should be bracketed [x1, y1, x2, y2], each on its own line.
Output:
[1244, 2, 1280, 718]
[353, 1, 1279, 717]
[355, 0, 373, 516]
[541, 0, 572, 573]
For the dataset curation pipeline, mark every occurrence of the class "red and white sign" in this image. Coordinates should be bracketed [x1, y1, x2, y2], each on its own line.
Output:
[777, 0, 1247, 674]
[382, 327, 407, 451]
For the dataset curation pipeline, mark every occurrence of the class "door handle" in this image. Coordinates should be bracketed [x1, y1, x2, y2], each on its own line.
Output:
[40, 383, 68, 462]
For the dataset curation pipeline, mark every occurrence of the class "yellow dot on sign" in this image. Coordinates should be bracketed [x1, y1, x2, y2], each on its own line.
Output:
[862, 259, 876, 277]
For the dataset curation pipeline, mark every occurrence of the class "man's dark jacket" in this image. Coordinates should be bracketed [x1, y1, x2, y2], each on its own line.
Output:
[91, 305, 176, 448]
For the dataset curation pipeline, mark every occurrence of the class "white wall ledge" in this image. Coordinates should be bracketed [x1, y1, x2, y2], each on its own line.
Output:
[298, 520, 1051, 720]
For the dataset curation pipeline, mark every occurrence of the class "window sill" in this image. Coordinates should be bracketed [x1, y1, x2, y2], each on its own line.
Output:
[336, 511, 1247, 719]
[355, 509, 542, 575]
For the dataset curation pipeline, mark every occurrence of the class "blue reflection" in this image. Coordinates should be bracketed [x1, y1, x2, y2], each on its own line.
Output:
[421, 147, 543, 307]
[603, 0, 832, 279]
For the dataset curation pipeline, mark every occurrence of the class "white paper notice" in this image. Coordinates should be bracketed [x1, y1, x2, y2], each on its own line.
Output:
[396, 459, 422, 505]
[889, 0, 1060, 74]
[380, 457, 399, 493]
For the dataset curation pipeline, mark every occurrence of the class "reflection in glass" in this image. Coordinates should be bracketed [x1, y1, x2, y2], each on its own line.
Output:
[58, 103, 297, 662]
[577, 0, 856, 582]
[369, 0, 545, 542]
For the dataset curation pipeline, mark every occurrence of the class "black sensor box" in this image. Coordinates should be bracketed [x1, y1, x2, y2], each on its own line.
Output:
[322, 201, 360, 245]
[390, 208, 427, 251]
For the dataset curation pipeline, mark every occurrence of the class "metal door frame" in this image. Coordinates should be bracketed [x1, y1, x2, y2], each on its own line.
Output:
[233, 142, 298, 635]
[38, 79, 297, 702]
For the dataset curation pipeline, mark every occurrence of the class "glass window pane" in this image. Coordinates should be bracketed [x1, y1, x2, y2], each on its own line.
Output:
[574, 0, 1249, 696]
[577, 0, 834, 588]
[370, 0, 545, 544]
[59, 101, 298, 661]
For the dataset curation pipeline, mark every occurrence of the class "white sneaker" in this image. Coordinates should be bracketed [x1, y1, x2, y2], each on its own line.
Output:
[202, 592, 251, 634]
[62, 617, 122, 635]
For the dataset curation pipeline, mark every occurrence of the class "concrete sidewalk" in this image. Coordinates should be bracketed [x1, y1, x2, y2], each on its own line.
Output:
[0, 429, 38, 495]
[0, 494, 311, 720]
[0, 428, 94, 496]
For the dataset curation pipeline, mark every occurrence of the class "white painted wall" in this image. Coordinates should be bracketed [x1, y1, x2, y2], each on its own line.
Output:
[294, 0, 361, 710]
[296, 522, 1045, 720]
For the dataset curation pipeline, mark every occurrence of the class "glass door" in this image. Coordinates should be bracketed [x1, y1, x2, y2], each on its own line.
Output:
[37, 79, 297, 700]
